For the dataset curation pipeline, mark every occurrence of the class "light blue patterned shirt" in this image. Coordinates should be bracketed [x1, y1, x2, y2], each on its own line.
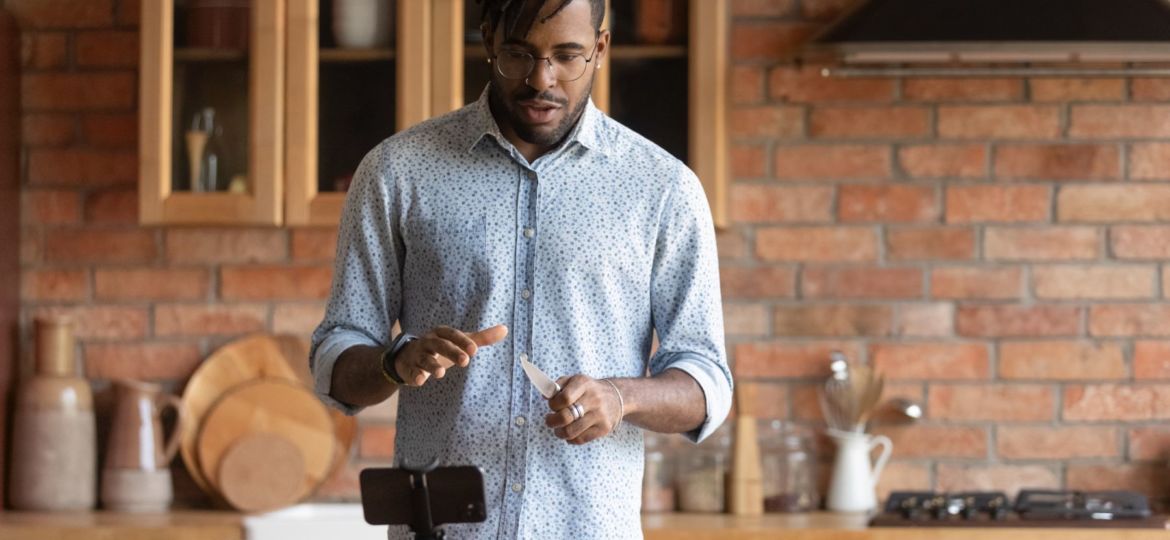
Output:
[311, 89, 731, 540]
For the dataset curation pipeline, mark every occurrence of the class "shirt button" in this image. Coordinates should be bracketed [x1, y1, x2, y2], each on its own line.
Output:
[523, 227, 535, 238]
[514, 416, 526, 426]
[519, 353, 529, 362]
[512, 483, 523, 493]
[521, 289, 531, 299]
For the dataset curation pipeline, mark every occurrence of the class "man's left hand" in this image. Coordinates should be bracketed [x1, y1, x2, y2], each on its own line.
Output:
[545, 374, 622, 445]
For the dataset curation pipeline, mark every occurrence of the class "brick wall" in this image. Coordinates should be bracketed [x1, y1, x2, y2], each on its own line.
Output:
[728, 0, 1170, 503]
[8, 0, 1170, 507]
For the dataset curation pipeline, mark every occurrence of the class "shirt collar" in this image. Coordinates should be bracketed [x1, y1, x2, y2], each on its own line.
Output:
[465, 86, 611, 157]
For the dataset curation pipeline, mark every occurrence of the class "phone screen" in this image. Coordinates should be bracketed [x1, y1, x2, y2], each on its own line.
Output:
[359, 466, 488, 526]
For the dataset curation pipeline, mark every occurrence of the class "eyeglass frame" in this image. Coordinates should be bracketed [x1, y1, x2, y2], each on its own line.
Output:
[487, 36, 602, 83]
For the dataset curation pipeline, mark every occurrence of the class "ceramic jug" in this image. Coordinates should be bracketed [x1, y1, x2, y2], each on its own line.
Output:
[825, 429, 892, 513]
[100, 379, 185, 512]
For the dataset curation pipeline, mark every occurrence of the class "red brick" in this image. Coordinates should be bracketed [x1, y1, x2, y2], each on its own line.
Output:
[723, 303, 768, 337]
[931, 267, 1023, 300]
[731, 144, 767, 178]
[774, 145, 890, 180]
[1029, 78, 1125, 102]
[997, 426, 1118, 460]
[730, 185, 833, 223]
[957, 305, 1081, 337]
[22, 113, 75, 146]
[731, 66, 765, 104]
[773, 304, 891, 337]
[6, 0, 114, 28]
[1070, 105, 1170, 138]
[929, 384, 1055, 421]
[84, 189, 138, 224]
[83, 113, 137, 148]
[154, 304, 268, 337]
[1112, 226, 1170, 260]
[871, 342, 988, 380]
[716, 229, 747, 259]
[28, 149, 137, 186]
[894, 303, 953, 337]
[873, 425, 988, 459]
[165, 229, 288, 264]
[790, 383, 824, 422]
[1067, 464, 1165, 501]
[839, 184, 937, 223]
[359, 424, 396, 459]
[22, 230, 42, 265]
[95, 269, 209, 301]
[117, 0, 140, 25]
[747, 382, 787, 420]
[898, 144, 987, 179]
[937, 464, 1059, 495]
[886, 227, 975, 261]
[902, 78, 1023, 102]
[876, 462, 931, 502]
[291, 228, 338, 262]
[1064, 384, 1170, 421]
[84, 342, 203, 380]
[273, 303, 327, 336]
[220, 266, 333, 301]
[1033, 265, 1154, 300]
[1135, 341, 1170, 380]
[1000, 341, 1126, 380]
[769, 67, 896, 103]
[720, 265, 796, 298]
[22, 33, 68, 70]
[800, 0, 855, 19]
[22, 190, 80, 225]
[21, 269, 89, 302]
[731, 22, 816, 61]
[1128, 427, 1170, 460]
[76, 30, 137, 67]
[732, 0, 795, 16]
[801, 266, 923, 299]
[1089, 304, 1170, 337]
[44, 229, 157, 264]
[23, 73, 136, 111]
[756, 226, 878, 262]
[994, 144, 1120, 180]
[1062, 183, 1170, 220]
[733, 341, 862, 378]
[945, 185, 1050, 223]
[938, 106, 1061, 139]
[1129, 143, 1170, 180]
[731, 106, 803, 138]
[1132, 78, 1170, 101]
[984, 227, 1099, 261]
[31, 305, 148, 340]
[810, 107, 931, 139]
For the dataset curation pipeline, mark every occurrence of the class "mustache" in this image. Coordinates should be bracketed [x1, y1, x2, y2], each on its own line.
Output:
[511, 88, 568, 106]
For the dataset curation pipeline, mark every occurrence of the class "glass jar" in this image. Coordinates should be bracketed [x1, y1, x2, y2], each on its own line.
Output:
[642, 432, 675, 512]
[760, 421, 818, 512]
[676, 424, 730, 513]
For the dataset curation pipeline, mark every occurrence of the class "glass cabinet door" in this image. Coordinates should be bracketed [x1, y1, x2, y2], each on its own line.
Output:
[140, 0, 284, 225]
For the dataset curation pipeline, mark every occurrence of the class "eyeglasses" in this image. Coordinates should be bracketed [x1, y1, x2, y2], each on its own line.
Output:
[489, 42, 599, 82]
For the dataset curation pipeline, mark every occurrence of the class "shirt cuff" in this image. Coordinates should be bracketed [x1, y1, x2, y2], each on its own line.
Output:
[312, 329, 381, 416]
[664, 355, 733, 444]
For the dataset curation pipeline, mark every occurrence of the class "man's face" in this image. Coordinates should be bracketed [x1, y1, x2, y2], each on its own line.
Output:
[484, 0, 609, 148]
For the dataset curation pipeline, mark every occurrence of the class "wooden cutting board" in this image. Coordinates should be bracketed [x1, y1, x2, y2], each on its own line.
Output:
[217, 433, 307, 513]
[196, 379, 335, 505]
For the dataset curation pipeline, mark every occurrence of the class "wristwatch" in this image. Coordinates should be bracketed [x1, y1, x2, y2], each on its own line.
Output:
[380, 345, 406, 385]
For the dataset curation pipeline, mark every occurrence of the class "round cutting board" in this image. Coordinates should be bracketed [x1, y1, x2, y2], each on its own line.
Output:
[196, 379, 336, 502]
[218, 433, 307, 513]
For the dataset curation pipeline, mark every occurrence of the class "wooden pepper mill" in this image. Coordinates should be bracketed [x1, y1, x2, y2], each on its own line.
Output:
[728, 382, 763, 515]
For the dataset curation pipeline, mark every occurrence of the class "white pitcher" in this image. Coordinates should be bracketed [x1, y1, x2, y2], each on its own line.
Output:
[825, 429, 893, 513]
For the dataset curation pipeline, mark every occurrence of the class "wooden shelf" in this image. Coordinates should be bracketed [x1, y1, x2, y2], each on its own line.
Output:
[174, 48, 247, 62]
[319, 48, 396, 62]
[461, 44, 687, 60]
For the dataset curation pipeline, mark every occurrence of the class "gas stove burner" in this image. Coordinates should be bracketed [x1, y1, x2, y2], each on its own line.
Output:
[1016, 490, 1152, 521]
[871, 490, 1164, 529]
[885, 491, 1010, 522]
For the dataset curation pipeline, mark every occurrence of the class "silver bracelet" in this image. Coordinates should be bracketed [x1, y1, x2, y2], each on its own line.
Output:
[603, 378, 624, 428]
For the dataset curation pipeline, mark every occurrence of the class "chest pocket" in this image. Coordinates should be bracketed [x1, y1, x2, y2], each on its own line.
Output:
[408, 214, 491, 317]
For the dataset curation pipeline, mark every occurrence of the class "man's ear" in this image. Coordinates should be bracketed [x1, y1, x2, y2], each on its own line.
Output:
[480, 22, 494, 57]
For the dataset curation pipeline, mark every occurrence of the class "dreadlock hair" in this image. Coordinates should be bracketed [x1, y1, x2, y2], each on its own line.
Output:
[478, 0, 606, 40]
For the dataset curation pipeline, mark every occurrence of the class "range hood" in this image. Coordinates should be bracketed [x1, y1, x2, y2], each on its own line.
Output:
[804, 0, 1170, 77]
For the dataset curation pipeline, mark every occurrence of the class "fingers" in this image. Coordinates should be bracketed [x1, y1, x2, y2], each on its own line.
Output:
[421, 334, 470, 368]
[396, 324, 509, 388]
[568, 425, 606, 445]
[433, 326, 477, 360]
[468, 324, 508, 348]
[548, 374, 587, 412]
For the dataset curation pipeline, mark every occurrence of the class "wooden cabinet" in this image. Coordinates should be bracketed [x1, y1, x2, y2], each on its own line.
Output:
[140, 0, 726, 227]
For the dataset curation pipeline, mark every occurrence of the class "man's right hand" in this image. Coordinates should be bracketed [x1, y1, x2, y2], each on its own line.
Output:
[394, 324, 509, 387]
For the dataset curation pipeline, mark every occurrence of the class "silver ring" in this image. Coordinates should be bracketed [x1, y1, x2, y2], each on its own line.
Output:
[570, 403, 583, 420]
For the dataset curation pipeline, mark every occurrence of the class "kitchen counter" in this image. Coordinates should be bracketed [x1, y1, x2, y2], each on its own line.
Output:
[1, 510, 1167, 539]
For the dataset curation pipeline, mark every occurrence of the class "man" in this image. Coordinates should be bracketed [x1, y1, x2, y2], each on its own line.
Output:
[310, 0, 731, 537]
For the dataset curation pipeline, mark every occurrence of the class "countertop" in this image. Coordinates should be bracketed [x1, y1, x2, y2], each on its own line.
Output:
[2, 510, 1168, 540]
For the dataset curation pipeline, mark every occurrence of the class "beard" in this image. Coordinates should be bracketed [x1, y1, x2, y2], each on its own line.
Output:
[487, 73, 593, 148]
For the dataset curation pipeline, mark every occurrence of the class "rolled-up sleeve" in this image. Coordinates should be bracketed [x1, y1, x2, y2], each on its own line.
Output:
[647, 169, 732, 443]
[310, 145, 404, 415]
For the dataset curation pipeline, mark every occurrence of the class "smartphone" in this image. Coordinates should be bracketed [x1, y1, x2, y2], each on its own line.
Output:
[359, 466, 488, 526]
